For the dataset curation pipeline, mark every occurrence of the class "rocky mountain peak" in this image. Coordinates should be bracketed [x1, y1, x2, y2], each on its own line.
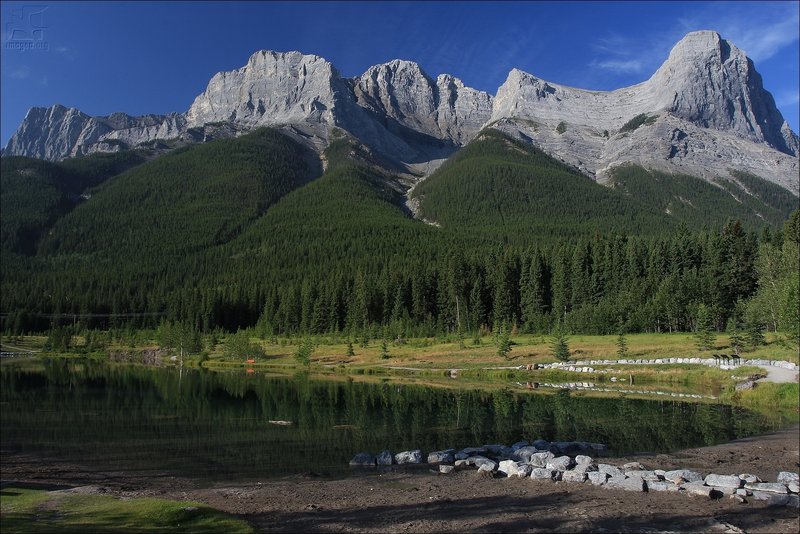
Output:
[3, 32, 796, 193]
[185, 50, 344, 129]
[354, 59, 493, 146]
[651, 30, 797, 155]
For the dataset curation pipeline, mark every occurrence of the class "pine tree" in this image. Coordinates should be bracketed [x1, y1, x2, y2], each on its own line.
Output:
[727, 318, 745, 355]
[550, 326, 570, 362]
[745, 320, 765, 349]
[494, 322, 512, 359]
[380, 338, 390, 360]
[294, 338, 314, 366]
[694, 303, 715, 351]
[346, 339, 355, 357]
[616, 330, 628, 358]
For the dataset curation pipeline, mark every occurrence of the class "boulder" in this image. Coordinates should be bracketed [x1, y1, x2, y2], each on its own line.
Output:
[777, 472, 799, 485]
[511, 440, 530, 451]
[788, 482, 799, 494]
[512, 446, 541, 463]
[575, 455, 594, 466]
[454, 459, 469, 468]
[498, 460, 516, 476]
[562, 470, 588, 483]
[477, 464, 496, 474]
[551, 441, 587, 455]
[680, 482, 716, 498]
[739, 473, 761, 484]
[394, 450, 423, 465]
[546, 456, 574, 471]
[470, 456, 498, 471]
[484, 444, 510, 455]
[622, 461, 646, 471]
[745, 482, 788, 494]
[439, 465, 455, 474]
[597, 464, 625, 478]
[587, 472, 609, 486]
[704, 474, 742, 489]
[532, 439, 550, 450]
[605, 476, 647, 492]
[531, 468, 558, 481]
[427, 450, 455, 464]
[625, 470, 660, 481]
[572, 463, 598, 474]
[376, 450, 393, 466]
[707, 485, 740, 495]
[455, 447, 487, 460]
[664, 469, 703, 484]
[529, 451, 555, 468]
[751, 491, 792, 507]
[499, 460, 531, 478]
[648, 481, 681, 492]
[350, 452, 376, 467]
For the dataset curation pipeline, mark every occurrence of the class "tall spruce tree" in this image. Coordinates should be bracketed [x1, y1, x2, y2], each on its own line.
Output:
[694, 303, 715, 351]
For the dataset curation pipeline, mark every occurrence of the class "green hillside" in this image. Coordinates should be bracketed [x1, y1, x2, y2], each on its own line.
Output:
[609, 165, 797, 228]
[411, 129, 675, 242]
[37, 128, 314, 259]
[1, 151, 146, 254]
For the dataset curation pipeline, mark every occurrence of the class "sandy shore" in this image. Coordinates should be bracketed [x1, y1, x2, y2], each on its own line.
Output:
[2, 426, 799, 533]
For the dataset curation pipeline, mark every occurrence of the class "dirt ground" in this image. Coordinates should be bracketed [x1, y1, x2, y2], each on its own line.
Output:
[2, 426, 799, 533]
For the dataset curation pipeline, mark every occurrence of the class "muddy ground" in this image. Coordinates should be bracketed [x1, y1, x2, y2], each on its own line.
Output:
[2, 426, 799, 533]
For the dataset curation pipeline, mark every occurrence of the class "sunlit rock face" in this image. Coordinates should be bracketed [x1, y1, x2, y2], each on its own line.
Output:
[5, 31, 798, 194]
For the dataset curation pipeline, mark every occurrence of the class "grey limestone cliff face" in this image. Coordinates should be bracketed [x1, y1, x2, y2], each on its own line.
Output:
[186, 51, 344, 129]
[490, 30, 798, 194]
[4, 105, 185, 160]
[354, 59, 493, 145]
[4, 31, 798, 194]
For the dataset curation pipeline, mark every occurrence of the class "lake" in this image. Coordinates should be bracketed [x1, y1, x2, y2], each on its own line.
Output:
[0, 358, 785, 482]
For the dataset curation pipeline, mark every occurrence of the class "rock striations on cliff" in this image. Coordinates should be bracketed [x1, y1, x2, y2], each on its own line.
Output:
[4, 30, 798, 194]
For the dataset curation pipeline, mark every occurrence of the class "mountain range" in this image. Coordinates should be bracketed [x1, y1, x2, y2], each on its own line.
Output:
[4, 30, 798, 196]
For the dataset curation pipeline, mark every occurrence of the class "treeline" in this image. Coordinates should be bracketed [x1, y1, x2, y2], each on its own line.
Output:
[1, 129, 797, 344]
[6, 213, 797, 346]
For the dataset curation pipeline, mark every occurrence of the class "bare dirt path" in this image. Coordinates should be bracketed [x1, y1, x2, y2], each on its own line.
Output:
[759, 365, 799, 384]
[3, 426, 798, 533]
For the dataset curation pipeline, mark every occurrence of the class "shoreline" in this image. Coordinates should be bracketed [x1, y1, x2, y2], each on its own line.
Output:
[3, 426, 798, 532]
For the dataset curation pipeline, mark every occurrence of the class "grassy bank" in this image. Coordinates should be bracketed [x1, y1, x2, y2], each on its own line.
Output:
[0, 486, 251, 533]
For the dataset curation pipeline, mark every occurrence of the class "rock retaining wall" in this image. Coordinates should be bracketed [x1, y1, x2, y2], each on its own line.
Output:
[350, 440, 799, 509]
[537, 358, 798, 372]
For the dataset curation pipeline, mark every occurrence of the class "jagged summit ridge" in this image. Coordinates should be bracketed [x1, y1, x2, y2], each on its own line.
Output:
[493, 31, 797, 156]
[185, 50, 343, 128]
[3, 31, 798, 193]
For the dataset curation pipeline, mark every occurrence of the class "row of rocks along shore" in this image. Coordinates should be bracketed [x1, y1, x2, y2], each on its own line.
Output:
[350, 440, 799, 508]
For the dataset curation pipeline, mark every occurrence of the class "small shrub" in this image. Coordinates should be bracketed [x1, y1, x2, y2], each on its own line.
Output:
[619, 113, 657, 133]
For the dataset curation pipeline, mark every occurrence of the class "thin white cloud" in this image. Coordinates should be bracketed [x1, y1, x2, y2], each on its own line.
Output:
[587, 2, 799, 84]
[9, 65, 30, 79]
[720, 15, 799, 62]
[775, 90, 800, 108]
[589, 59, 644, 74]
[54, 44, 77, 61]
[676, 3, 800, 63]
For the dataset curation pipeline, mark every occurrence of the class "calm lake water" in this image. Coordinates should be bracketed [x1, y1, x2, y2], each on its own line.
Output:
[0, 358, 784, 481]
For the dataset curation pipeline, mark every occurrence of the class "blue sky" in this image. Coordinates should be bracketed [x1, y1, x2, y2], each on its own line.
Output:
[2, 1, 798, 146]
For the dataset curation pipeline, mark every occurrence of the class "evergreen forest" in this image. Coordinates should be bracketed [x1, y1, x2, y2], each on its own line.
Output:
[1, 128, 797, 345]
